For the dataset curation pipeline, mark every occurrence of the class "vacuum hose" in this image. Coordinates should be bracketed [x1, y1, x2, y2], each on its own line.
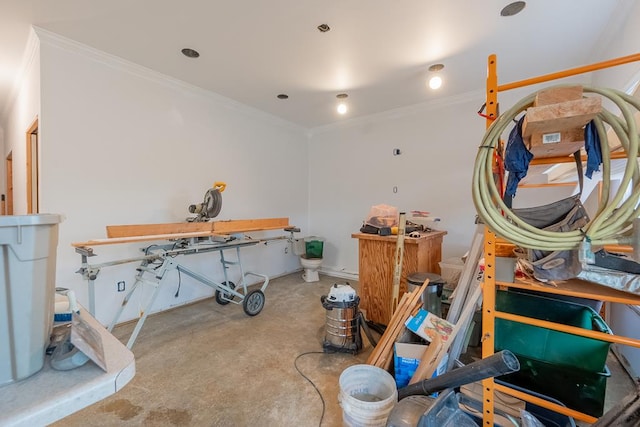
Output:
[472, 85, 640, 250]
[397, 350, 519, 400]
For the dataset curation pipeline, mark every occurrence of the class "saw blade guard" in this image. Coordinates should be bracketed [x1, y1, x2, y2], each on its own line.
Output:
[188, 182, 226, 221]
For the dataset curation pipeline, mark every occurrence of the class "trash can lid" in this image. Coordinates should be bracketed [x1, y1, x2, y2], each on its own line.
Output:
[0, 213, 62, 227]
[407, 272, 445, 286]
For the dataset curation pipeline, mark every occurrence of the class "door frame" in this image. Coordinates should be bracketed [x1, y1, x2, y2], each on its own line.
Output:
[26, 117, 39, 213]
[5, 151, 13, 215]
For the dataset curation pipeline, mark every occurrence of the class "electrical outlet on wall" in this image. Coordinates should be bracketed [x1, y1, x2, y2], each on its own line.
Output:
[117, 281, 125, 292]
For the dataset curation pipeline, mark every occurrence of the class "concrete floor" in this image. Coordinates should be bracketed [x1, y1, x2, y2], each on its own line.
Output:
[54, 272, 638, 426]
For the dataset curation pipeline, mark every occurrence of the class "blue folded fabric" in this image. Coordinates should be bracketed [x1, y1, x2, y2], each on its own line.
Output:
[504, 116, 533, 197]
[584, 120, 602, 179]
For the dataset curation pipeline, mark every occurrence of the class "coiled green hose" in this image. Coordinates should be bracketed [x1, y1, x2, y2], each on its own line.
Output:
[472, 85, 640, 250]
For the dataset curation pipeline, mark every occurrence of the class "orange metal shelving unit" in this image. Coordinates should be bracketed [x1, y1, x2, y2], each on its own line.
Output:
[481, 53, 640, 425]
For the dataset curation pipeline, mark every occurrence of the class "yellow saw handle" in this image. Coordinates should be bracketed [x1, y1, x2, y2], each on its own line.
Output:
[213, 181, 227, 193]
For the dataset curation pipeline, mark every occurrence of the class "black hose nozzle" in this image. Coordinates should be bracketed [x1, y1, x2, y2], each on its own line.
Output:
[397, 350, 520, 400]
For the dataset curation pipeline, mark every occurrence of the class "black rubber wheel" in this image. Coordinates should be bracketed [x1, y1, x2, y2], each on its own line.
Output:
[215, 281, 236, 305]
[242, 289, 265, 316]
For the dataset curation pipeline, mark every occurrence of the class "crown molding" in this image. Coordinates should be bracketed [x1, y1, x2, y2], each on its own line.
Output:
[33, 26, 306, 134]
[309, 89, 485, 136]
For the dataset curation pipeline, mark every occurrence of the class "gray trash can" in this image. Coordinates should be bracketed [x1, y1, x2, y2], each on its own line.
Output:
[0, 214, 61, 385]
[407, 272, 445, 318]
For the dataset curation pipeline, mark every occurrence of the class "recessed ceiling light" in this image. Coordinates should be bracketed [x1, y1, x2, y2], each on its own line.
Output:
[317, 24, 331, 33]
[427, 64, 444, 90]
[181, 48, 200, 58]
[336, 93, 348, 114]
[428, 76, 443, 90]
[277, 94, 289, 100]
[500, 1, 526, 16]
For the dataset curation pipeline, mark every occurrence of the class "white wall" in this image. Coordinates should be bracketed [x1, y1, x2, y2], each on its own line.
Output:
[36, 30, 309, 325]
[591, 1, 640, 93]
[0, 32, 39, 214]
[308, 94, 486, 276]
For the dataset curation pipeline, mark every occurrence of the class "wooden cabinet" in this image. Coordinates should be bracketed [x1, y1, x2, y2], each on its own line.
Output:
[351, 231, 446, 325]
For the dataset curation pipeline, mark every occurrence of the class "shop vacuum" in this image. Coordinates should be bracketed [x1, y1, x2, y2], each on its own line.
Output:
[320, 283, 377, 354]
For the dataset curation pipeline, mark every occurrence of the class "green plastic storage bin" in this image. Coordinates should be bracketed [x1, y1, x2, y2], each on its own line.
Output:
[304, 237, 324, 258]
[498, 354, 610, 418]
[495, 290, 612, 372]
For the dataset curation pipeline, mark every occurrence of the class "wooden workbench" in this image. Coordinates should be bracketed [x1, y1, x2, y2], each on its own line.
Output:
[352, 230, 447, 325]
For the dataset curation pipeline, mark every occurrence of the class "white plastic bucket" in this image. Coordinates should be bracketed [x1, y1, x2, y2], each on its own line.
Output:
[338, 364, 398, 427]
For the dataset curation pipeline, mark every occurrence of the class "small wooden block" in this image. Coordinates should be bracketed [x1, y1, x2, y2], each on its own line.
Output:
[534, 85, 583, 106]
[522, 97, 601, 137]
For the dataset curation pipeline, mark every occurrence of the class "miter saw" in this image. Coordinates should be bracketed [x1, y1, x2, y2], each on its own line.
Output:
[187, 182, 226, 222]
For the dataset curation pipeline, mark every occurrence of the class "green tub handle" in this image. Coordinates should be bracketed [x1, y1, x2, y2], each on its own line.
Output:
[592, 314, 612, 334]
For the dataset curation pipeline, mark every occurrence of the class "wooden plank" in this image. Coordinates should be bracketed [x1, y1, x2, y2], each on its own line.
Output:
[107, 222, 213, 238]
[72, 231, 216, 247]
[495, 239, 516, 258]
[211, 218, 289, 233]
[76, 217, 292, 248]
[372, 292, 415, 366]
[409, 335, 443, 384]
[434, 284, 483, 374]
[366, 293, 410, 365]
[606, 110, 640, 151]
[106, 218, 290, 238]
[522, 97, 601, 137]
[367, 282, 427, 368]
[534, 85, 583, 106]
[381, 298, 423, 371]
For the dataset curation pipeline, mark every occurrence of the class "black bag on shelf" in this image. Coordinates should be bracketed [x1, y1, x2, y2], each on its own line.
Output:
[512, 193, 589, 281]
[509, 152, 590, 281]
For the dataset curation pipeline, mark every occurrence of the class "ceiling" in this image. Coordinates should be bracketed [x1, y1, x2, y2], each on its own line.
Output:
[0, 0, 631, 129]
